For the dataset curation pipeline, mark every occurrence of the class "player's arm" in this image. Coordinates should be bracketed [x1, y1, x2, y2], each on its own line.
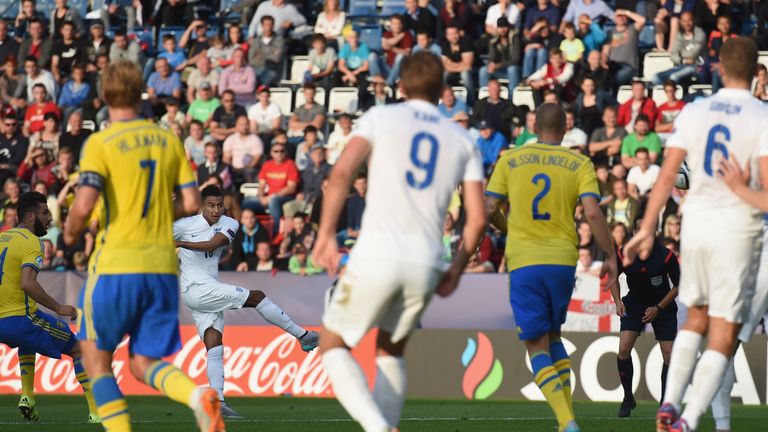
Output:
[65, 177, 100, 246]
[174, 185, 201, 219]
[20, 267, 76, 320]
[718, 155, 768, 212]
[582, 194, 618, 290]
[484, 196, 508, 233]
[177, 232, 230, 253]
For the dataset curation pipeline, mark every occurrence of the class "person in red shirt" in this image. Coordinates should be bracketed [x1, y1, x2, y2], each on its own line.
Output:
[370, 14, 414, 86]
[250, 141, 300, 236]
[655, 79, 686, 134]
[17, 146, 56, 187]
[23, 84, 61, 136]
[617, 79, 657, 133]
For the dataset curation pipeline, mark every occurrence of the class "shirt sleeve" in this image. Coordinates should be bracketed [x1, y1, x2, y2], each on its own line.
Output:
[21, 237, 43, 272]
[486, 154, 509, 199]
[221, 217, 240, 243]
[78, 134, 108, 187]
[665, 247, 681, 287]
[349, 108, 377, 144]
[577, 159, 601, 201]
[173, 219, 186, 240]
[463, 139, 485, 183]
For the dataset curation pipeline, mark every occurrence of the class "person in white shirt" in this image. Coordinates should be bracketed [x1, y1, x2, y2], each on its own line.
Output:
[626, 148, 660, 199]
[485, 0, 521, 35]
[247, 85, 283, 136]
[174, 185, 319, 419]
[625, 37, 768, 432]
[222, 115, 264, 182]
[312, 51, 487, 432]
[561, 110, 587, 153]
[248, 0, 307, 37]
[325, 113, 353, 164]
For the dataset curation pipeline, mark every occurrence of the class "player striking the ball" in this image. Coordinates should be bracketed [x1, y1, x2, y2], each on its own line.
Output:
[624, 37, 768, 432]
[174, 184, 319, 418]
[65, 60, 223, 432]
[0, 192, 98, 423]
[485, 103, 617, 432]
[313, 51, 487, 432]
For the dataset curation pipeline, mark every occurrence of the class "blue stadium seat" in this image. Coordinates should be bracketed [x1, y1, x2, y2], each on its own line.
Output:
[348, 0, 377, 17]
[0, 0, 19, 19]
[381, 0, 403, 16]
[638, 24, 655, 50]
[359, 25, 382, 53]
[36, 0, 55, 18]
[68, 0, 89, 18]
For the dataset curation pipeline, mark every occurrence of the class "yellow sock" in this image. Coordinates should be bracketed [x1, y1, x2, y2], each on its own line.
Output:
[532, 352, 574, 430]
[554, 358, 574, 418]
[72, 357, 98, 415]
[91, 374, 131, 432]
[144, 361, 198, 408]
[18, 353, 36, 400]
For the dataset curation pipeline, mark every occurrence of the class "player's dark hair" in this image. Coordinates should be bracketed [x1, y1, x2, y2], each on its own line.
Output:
[201, 185, 224, 200]
[17, 192, 46, 219]
[535, 103, 566, 136]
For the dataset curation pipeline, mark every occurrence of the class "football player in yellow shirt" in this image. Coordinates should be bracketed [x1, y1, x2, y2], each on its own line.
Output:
[0, 192, 98, 422]
[63, 61, 219, 432]
[485, 104, 617, 432]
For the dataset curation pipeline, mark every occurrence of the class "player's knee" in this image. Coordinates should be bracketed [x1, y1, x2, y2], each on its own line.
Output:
[318, 329, 347, 354]
[129, 356, 154, 383]
[245, 290, 266, 307]
[618, 343, 633, 360]
[376, 331, 407, 357]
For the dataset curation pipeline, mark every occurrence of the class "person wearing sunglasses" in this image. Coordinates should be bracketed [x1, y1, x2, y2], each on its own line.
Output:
[247, 140, 299, 237]
[0, 111, 29, 174]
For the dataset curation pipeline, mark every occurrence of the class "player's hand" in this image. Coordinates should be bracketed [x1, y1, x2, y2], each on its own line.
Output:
[622, 227, 654, 267]
[435, 268, 462, 298]
[57, 305, 77, 321]
[717, 156, 750, 191]
[642, 306, 659, 323]
[236, 262, 249, 272]
[614, 299, 626, 318]
[600, 255, 619, 294]
[313, 234, 340, 277]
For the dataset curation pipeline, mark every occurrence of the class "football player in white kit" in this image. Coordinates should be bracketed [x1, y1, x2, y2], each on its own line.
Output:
[312, 51, 487, 432]
[624, 37, 768, 432]
[174, 185, 319, 418]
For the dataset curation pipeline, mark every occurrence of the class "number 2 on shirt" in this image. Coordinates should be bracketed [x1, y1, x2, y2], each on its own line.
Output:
[406, 132, 439, 189]
[531, 173, 551, 221]
[704, 125, 730, 177]
[139, 159, 157, 218]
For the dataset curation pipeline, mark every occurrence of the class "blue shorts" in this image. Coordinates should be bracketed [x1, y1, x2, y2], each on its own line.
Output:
[0, 310, 76, 359]
[509, 265, 576, 341]
[77, 273, 181, 358]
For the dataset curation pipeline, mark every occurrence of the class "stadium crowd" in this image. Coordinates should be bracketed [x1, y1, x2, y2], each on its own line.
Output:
[0, 0, 765, 274]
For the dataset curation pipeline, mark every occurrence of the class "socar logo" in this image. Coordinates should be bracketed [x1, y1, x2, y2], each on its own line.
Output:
[461, 332, 503, 400]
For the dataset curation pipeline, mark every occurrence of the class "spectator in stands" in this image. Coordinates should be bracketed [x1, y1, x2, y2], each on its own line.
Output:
[524, 0, 560, 38]
[561, 0, 615, 28]
[196, 141, 233, 190]
[654, 0, 696, 51]
[621, 114, 661, 167]
[602, 9, 646, 88]
[476, 120, 507, 175]
[280, 212, 313, 256]
[17, 18, 52, 68]
[211, 89, 247, 142]
[186, 81, 220, 128]
[359, 75, 396, 111]
[295, 142, 330, 213]
[370, 14, 413, 87]
[0, 114, 28, 172]
[754, 64, 768, 101]
[589, 106, 625, 166]
[441, 25, 475, 103]
[146, 58, 182, 115]
[17, 146, 55, 187]
[472, 79, 518, 140]
[247, 84, 283, 141]
[576, 14, 607, 54]
[655, 80, 685, 135]
[314, 0, 346, 49]
[485, 0, 521, 37]
[576, 246, 602, 277]
[84, 22, 110, 74]
[705, 14, 735, 91]
[58, 64, 90, 120]
[607, 178, 639, 231]
[325, 113, 353, 164]
[438, 86, 468, 118]
[232, 210, 270, 272]
[651, 12, 705, 86]
[561, 109, 588, 153]
[159, 97, 185, 129]
[480, 18, 522, 95]
[289, 244, 323, 275]
[626, 147, 660, 199]
[560, 22, 585, 63]
[251, 140, 299, 236]
[338, 28, 370, 88]
[663, 214, 681, 243]
[103, 0, 139, 30]
[288, 83, 326, 138]
[0, 178, 20, 218]
[306, 34, 337, 89]
[526, 48, 575, 106]
[178, 20, 210, 69]
[184, 119, 213, 166]
[248, 0, 308, 38]
[0, 59, 21, 103]
[50, 0, 83, 40]
[0, 21, 19, 66]
[16, 57, 57, 110]
[438, 0, 472, 38]
[223, 115, 264, 183]
[108, 30, 142, 65]
[574, 76, 606, 138]
[29, 111, 60, 156]
[294, 126, 320, 171]
[218, 48, 257, 107]
[50, 145, 75, 191]
[249, 15, 286, 87]
[403, 0, 437, 38]
[0, 203, 17, 232]
[577, 50, 612, 102]
[186, 56, 219, 105]
[23, 84, 60, 136]
[412, 30, 442, 57]
[14, 0, 46, 41]
[617, 80, 656, 133]
[514, 110, 537, 146]
[522, 17, 562, 79]
[248, 241, 275, 272]
[156, 34, 186, 73]
[51, 21, 85, 84]
[59, 110, 88, 160]
[337, 172, 366, 245]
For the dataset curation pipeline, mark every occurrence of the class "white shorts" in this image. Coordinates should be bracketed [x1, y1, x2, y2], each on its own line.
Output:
[678, 220, 761, 323]
[181, 280, 250, 339]
[323, 254, 442, 347]
[740, 225, 768, 341]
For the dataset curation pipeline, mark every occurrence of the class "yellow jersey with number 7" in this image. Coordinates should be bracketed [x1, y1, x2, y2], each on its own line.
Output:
[78, 119, 196, 275]
[485, 143, 600, 271]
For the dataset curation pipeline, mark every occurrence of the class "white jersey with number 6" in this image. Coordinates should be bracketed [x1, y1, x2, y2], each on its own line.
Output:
[348, 100, 484, 268]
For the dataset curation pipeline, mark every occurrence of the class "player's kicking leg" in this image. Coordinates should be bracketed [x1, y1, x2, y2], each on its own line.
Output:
[243, 289, 319, 351]
[616, 330, 639, 417]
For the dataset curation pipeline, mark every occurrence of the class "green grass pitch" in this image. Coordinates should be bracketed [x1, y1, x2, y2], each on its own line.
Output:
[1, 396, 766, 431]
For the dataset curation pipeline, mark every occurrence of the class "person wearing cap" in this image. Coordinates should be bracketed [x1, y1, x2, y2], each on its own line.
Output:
[186, 56, 219, 104]
[476, 119, 508, 175]
[247, 84, 283, 140]
[248, 15, 286, 87]
[337, 28, 370, 89]
[0, 109, 29, 173]
[186, 81, 221, 128]
[358, 74, 396, 112]
[84, 21, 111, 73]
[480, 17, 522, 96]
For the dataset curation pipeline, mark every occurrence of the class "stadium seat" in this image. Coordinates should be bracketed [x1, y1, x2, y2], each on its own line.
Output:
[688, 84, 713, 96]
[348, 0, 377, 17]
[0, 0, 19, 19]
[638, 24, 656, 50]
[328, 87, 359, 113]
[451, 86, 468, 103]
[643, 52, 674, 80]
[512, 86, 535, 110]
[651, 84, 683, 106]
[281, 56, 309, 85]
[359, 25, 382, 52]
[759, 51, 768, 69]
[68, 0, 88, 17]
[240, 183, 260, 197]
[295, 86, 327, 107]
[269, 87, 294, 114]
[478, 86, 509, 100]
[81, 120, 96, 132]
[381, 0, 403, 16]
[616, 85, 633, 104]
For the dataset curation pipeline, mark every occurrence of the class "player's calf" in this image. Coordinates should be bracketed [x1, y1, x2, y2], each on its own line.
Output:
[245, 290, 318, 351]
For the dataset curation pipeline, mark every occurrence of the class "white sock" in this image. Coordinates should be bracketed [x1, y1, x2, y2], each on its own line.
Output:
[681, 350, 730, 430]
[711, 357, 735, 431]
[207, 345, 225, 401]
[663, 329, 703, 410]
[255, 297, 306, 338]
[322, 348, 390, 432]
[372, 356, 407, 427]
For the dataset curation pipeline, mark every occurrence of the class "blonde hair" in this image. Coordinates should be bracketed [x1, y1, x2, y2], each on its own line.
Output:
[663, 215, 680, 238]
[102, 60, 143, 109]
